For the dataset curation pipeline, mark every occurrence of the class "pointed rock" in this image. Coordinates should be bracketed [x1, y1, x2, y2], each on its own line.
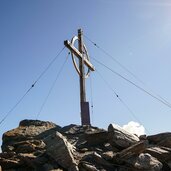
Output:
[108, 124, 139, 150]
[44, 131, 79, 171]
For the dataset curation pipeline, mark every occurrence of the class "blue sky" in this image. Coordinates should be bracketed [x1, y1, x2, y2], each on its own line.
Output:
[0, 0, 171, 144]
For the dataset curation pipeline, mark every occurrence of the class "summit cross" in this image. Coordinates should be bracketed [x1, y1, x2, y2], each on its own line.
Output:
[64, 29, 95, 125]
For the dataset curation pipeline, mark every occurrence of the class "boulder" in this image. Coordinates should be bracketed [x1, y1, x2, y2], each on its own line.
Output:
[84, 129, 108, 146]
[108, 124, 139, 150]
[80, 152, 115, 170]
[2, 119, 61, 152]
[147, 132, 171, 148]
[113, 140, 148, 162]
[134, 153, 163, 171]
[44, 131, 79, 171]
[61, 124, 109, 152]
[19, 120, 57, 127]
[6, 140, 46, 153]
[0, 152, 39, 169]
[145, 146, 171, 162]
[91, 152, 114, 169]
[60, 124, 89, 148]
[61, 124, 87, 134]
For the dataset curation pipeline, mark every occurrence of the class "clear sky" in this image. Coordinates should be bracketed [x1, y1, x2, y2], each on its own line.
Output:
[0, 0, 171, 144]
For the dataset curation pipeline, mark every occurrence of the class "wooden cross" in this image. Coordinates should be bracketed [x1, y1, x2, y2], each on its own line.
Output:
[64, 29, 95, 125]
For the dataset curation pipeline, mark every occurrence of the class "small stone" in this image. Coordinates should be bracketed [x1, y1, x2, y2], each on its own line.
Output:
[139, 134, 147, 140]
[102, 151, 114, 161]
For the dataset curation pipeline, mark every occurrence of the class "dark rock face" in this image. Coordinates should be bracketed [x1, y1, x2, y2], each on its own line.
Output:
[147, 133, 171, 148]
[0, 119, 171, 171]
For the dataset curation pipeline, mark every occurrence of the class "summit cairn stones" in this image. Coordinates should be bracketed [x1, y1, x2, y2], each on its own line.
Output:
[0, 119, 171, 171]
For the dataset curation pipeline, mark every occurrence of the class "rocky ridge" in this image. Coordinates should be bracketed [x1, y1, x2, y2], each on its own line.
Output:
[0, 119, 171, 171]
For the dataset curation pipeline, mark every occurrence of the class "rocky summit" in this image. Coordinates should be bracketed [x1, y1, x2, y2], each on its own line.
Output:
[0, 120, 171, 171]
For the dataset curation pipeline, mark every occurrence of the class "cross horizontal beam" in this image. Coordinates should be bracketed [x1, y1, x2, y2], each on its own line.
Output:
[64, 40, 95, 71]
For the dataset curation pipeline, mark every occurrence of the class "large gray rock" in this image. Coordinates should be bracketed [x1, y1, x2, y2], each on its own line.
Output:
[108, 124, 139, 149]
[61, 124, 108, 151]
[5, 139, 46, 153]
[117, 153, 163, 171]
[145, 146, 171, 162]
[84, 129, 108, 146]
[147, 132, 171, 148]
[0, 152, 40, 169]
[134, 153, 163, 171]
[2, 119, 61, 152]
[0, 120, 62, 170]
[60, 124, 90, 148]
[113, 140, 148, 162]
[44, 131, 79, 171]
[80, 152, 116, 170]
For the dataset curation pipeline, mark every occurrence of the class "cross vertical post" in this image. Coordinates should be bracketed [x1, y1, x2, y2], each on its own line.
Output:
[64, 29, 95, 126]
[78, 29, 90, 125]
[78, 29, 86, 103]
